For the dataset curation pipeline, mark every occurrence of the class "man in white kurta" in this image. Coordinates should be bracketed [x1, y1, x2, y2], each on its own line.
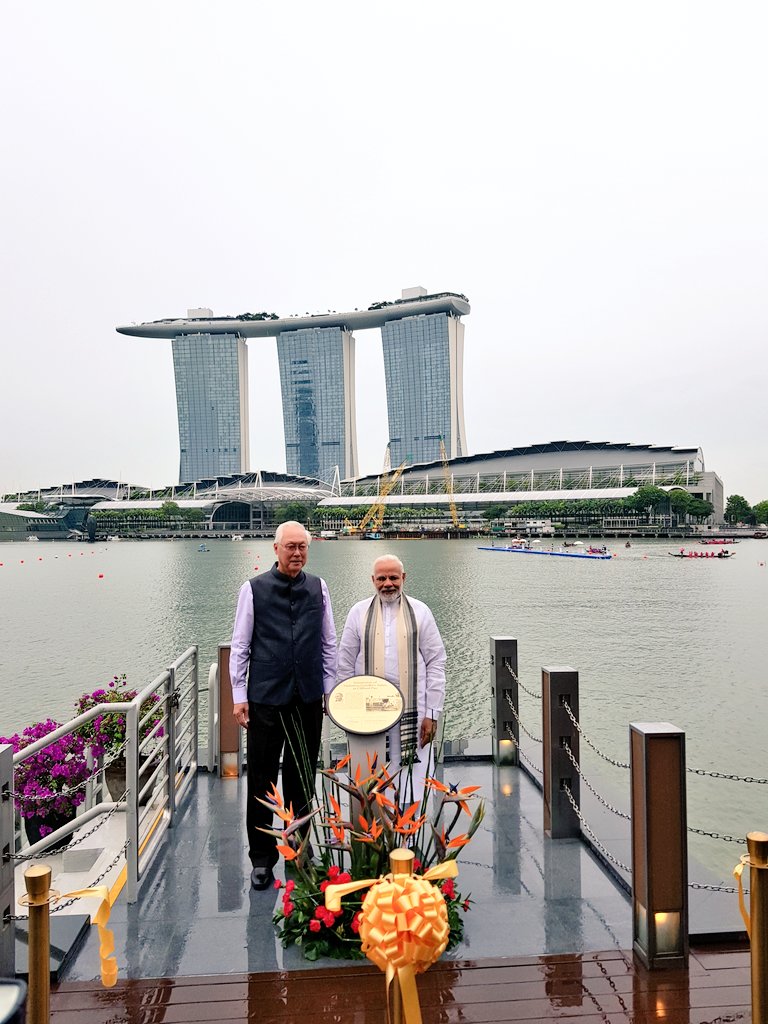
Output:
[336, 554, 446, 802]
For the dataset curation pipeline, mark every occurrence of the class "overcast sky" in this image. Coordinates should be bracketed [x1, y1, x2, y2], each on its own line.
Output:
[2, 2, 766, 502]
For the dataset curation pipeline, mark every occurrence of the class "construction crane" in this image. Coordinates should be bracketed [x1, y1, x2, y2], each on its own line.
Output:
[355, 458, 407, 535]
[440, 438, 463, 530]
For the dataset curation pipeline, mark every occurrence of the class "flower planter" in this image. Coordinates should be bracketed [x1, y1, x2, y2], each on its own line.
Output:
[104, 757, 155, 806]
[24, 808, 76, 852]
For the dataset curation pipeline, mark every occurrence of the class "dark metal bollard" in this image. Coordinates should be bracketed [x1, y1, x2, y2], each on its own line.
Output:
[0, 745, 14, 978]
[630, 723, 688, 970]
[490, 637, 518, 766]
[542, 667, 580, 839]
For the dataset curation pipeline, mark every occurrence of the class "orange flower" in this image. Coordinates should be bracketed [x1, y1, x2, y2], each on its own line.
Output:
[356, 817, 383, 843]
[276, 843, 298, 861]
[447, 834, 471, 849]
[374, 791, 396, 811]
[327, 793, 342, 819]
[334, 753, 351, 772]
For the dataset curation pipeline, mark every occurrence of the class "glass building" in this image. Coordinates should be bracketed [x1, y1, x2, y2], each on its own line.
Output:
[276, 327, 358, 484]
[171, 333, 250, 482]
[381, 312, 467, 467]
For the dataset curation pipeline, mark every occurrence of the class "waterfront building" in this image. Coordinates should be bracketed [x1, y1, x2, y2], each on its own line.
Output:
[277, 327, 357, 485]
[321, 440, 724, 523]
[171, 322, 250, 483]
[116, 290, 470, 483]
[381, 287, 467, 466]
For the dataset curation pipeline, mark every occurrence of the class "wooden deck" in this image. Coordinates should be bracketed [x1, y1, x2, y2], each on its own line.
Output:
[51, 946, 751, 1024]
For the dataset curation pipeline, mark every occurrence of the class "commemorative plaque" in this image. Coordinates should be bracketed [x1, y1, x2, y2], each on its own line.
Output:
[327, 675, 404, 736]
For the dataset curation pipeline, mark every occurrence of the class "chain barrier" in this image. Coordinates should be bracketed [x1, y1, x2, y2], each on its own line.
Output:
[561, 699, 630, 769]
[10, 793, 127, 863]
[503, 659, 542, 701]
[688, 827, 747, 846]
[504, 692, 542, 744]
[561, 782, 631, 873]
[687, 767, 768, 785]
[503, 723, 543, 775]
[561, 742, 631, 820]
[689, 881, 749, 896]
[6, 841, 130, 921]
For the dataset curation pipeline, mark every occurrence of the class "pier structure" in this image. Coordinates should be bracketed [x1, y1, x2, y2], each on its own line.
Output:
[2, 636, 763, 1021]
[116, 289, 470, 485]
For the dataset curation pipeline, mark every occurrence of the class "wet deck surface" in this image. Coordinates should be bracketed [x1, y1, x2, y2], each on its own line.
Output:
[52, 947, 752, 1023]
[62, 762, 634, 980]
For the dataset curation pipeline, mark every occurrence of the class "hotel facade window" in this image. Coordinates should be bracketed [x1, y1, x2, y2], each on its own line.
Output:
[381, 312, 467, 467]
[277, 327, 358, 484]
[171, 333, 250, 482]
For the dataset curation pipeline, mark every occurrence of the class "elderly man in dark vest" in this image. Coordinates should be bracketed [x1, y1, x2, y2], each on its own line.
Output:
[230, 521, 337, 890]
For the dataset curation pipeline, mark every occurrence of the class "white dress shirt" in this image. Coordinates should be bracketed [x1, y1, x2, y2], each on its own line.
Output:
[336, 594, 446, 723]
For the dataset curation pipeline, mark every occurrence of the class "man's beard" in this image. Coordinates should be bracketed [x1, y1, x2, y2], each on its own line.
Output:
[379, 590, 401, 604]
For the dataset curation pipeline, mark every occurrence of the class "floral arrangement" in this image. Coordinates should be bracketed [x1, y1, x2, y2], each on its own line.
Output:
[265, 756, 484, 962]
[0, 719, 90, 831]
[73, 674, 164, 759]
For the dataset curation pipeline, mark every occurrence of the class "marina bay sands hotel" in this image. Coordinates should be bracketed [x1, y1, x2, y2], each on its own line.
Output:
[117, 288, 469, 484]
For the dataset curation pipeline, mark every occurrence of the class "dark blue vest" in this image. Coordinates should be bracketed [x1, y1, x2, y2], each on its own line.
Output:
[247, 564, 325, 705]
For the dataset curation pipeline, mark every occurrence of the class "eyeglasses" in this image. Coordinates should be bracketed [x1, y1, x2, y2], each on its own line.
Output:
[374, 575, 402, 582]
[281, 543, 308, 553]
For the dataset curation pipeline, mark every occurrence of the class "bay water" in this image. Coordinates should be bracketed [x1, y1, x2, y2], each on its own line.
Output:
[1, 536, 766, 880]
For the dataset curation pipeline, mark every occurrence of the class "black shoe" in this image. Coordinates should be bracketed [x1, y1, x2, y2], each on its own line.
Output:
[250, 864, 275, 891]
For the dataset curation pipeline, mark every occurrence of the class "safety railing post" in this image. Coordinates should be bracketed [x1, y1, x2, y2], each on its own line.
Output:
[490, 636, 518, 765]
[21, 864, 53, 1024]
[125, 702, 139, 903]
[206, 659, 218, 773]
[167, 665, 177, 828]
[630, 722, 688, 970]
[217, 644, 242, 778]
[0, 744, 14, 977]
[745, 831, 768, 1024]
[542, 666, 580, 839]
[191, 646, 199, 771]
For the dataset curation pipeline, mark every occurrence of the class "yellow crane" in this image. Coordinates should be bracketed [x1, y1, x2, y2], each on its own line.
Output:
[440, 438, 463, 530]
[356, 459, 407, 535]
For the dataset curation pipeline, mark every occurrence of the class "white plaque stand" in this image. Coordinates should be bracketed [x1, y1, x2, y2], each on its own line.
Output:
[327, 675, 404, 779]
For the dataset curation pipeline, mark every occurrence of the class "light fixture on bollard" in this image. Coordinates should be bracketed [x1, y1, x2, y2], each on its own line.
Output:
[630, 722, 688, 970]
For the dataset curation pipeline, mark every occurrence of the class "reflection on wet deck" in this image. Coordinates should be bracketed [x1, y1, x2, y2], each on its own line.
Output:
[52, 946, 751, 1023]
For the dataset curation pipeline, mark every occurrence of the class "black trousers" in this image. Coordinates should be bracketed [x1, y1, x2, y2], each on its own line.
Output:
[246, 695, 323, 867]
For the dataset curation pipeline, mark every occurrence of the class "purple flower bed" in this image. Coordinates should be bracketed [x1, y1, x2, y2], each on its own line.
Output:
[0, 719, 90, 832]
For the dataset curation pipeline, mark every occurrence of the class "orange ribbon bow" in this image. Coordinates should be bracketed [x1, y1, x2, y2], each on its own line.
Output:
[325, 860, 458, 1024]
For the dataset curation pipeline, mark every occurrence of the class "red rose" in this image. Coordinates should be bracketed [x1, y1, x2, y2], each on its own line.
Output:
[320, 880, 330, 891]
[283, 901, 295, 917]
[336, 871, 352, 884]
[309, 919, 321, 932]
[351, 911, 362, 934]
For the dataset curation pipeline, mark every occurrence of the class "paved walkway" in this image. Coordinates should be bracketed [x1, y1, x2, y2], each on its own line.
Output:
[61, 763, 634, 980]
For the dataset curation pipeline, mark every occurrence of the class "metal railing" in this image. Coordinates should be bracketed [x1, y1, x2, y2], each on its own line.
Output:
[2, 646, 198, 909]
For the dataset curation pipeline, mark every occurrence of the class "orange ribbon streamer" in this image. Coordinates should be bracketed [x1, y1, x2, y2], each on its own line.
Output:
[56, 886, 118, 987]
[325, 860, 458, 1024]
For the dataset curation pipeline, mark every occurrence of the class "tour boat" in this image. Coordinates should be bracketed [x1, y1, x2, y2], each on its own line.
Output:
[478, 545, 612, 560]
[699, 539, 739, 546]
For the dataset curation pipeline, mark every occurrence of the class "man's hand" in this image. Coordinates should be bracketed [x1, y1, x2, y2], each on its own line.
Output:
[233, 702, 249, 729]
[420, 717, 437, 747]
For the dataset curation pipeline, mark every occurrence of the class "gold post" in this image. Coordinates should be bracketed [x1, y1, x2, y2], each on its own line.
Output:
[747, 831, 768, 1024]
[388, 849, 414, 1024]
[22, 864, 55, 1024]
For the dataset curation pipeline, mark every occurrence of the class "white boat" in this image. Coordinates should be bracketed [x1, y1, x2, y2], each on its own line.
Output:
[230, 535, 244, 541]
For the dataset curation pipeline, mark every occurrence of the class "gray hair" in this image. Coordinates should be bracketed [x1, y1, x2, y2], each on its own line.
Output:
[275, 521, 312, 545]
[372, 553, 404, 573]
